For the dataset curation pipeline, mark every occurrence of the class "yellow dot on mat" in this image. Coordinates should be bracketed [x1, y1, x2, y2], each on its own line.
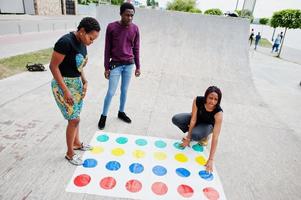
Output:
[154, 151, 167, 161]
[174, 153, 188, 163]
[195, 155, 207, 165]
[112, 148, 125, 156]
[91, 146, 104, 154]
[132, 150, 146, 159]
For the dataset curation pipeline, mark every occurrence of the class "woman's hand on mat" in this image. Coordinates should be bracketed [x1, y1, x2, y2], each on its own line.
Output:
[82, 81, 88, 99]
[104, 70, 110, 79]
[135, 69, 141, 77]
[64, 89, 74, 105]
[180, 137, 191, 147]
[205, 159, 213, 173]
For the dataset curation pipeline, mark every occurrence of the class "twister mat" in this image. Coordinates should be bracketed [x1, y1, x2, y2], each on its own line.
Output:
[66, 131, 226, 200]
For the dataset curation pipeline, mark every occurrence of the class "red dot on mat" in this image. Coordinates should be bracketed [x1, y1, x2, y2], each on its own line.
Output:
[177, 184, 194, 198]
[151, 182, 168, 195]
[74, 174, 91, 187]
[125, 179, 142, 193]
[99, 176, 116, 190]
[203, 187, 220, 200]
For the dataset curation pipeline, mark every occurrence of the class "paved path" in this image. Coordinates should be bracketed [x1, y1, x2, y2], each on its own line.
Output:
[0, 6, 301, 200]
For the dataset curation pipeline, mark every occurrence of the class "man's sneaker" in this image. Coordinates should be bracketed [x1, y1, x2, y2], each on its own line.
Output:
[118, 111, 131, 123]
[98, 115, 106, 130]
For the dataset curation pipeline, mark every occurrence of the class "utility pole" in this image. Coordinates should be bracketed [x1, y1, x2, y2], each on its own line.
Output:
[235, 0, 239, 11]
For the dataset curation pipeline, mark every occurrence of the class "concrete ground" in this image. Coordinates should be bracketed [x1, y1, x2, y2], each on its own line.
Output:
[1, 5, 301, 200]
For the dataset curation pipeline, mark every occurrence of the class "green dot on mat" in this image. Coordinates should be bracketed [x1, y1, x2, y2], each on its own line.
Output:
[116, 137, 128, 144]
[97, 134, 109, 142]
[192, 143, 204, 152]
[135, 138, 148, 146]
[155, 140, 167, 148]
[173, 142, 185, 150]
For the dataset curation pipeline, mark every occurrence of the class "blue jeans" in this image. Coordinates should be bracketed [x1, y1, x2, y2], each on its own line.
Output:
[102, 64, 134, 116]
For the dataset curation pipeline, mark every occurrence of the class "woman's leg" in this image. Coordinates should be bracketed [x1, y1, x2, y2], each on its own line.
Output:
[66, 118, 80, 158]
[172, 113, 191, 133]
[102, 67, 122, 116]
[190, 123, 213, 141]
[73, 122, 81, 147]
[119, 64, 134, 113]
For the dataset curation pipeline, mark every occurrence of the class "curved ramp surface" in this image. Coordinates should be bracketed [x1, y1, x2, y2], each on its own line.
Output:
[0, 5, 301, 200]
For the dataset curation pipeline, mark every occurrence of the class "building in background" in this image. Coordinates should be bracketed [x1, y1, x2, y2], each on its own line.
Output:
[0, 0, 77, 15]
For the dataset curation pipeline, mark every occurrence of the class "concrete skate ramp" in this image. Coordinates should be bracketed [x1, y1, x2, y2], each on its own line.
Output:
[96, 6, 301, 199]
[0, 5, 300, 200]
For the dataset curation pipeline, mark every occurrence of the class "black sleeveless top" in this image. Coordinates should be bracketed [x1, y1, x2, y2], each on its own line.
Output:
[196, 96, 223, 125]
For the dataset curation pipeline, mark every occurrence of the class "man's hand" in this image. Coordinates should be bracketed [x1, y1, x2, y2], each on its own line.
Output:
[104, 70, 110, 79]
[135, 68, 141, 77]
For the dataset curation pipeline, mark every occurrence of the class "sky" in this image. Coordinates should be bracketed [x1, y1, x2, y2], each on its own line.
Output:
[156, 0, 301, 18]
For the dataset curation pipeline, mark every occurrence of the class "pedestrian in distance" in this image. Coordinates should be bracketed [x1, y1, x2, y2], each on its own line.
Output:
[254, 32, 261, 50]
[249, 28, 254, 46]
[98, 2, 141, 130]
[50, 17, 100, 165]
[271, 34, 281, 53]
[172, 86, 223, 173]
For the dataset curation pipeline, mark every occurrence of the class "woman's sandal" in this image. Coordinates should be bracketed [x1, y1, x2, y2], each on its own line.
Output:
[74, 142, 93, 151]
[65, 154, 83, 166]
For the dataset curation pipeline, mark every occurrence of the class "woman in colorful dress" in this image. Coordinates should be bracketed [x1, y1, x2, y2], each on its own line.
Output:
[50, 17, 100, 165]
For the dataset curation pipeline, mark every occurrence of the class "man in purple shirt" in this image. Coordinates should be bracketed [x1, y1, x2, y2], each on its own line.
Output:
[98, 2, 141, 130]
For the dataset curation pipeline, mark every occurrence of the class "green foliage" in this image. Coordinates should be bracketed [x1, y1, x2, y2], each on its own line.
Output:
[204, 8, 223, 16]
[235, 10, 241, 16]
[235, 9, 253, 22]
[167, 0, 200, 13]
[270, 9, 301, 29]
[259, 18, 269, 25]
[77, 0, 97, 5]
[146, 0, 151, 6]
[146, 0, 158, 7]
[111, 0, 123, 5]
[189, 7, 201, 13]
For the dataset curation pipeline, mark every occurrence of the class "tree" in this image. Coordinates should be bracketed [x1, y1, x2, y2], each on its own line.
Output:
[259, 18, 269, 25]
[204, 8, 223, 16]
[146, 0, 151, 6]
[111, 0, 123, 5]
[167, 0, 201, 13]
[270, 9, 301, 57]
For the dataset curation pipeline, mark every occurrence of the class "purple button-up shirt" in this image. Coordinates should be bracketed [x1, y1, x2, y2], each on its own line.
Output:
[104, 21, 140, 70]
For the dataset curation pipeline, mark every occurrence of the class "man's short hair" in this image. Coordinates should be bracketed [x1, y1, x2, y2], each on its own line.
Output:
[120, 2, 135, 14]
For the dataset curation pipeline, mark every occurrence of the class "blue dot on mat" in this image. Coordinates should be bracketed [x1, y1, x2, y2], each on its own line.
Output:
[135, 138, 148, 146]
[97, 134, 109, 142]
[106, 161, 121, 171]
[176, 168, 191, 177]
[129, 163, 144, 174]
[116, 137, 128, 144]
[199, 170, 214, 181]
[192, 143, 204, 152]
[173, 142, 185, 150]
[83, 159, 97, 168]
[155, 140, 167, 148]
[152, 165, 167, 176]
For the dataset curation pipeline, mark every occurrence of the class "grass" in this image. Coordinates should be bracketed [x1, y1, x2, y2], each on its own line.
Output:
[0, 48, 53, 80]
[258, 38, 272, 48]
